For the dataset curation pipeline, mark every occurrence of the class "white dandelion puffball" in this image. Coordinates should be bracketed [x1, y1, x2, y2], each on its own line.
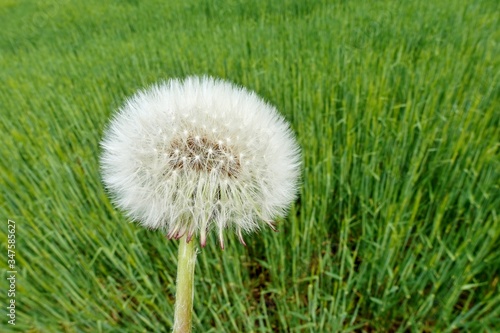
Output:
[100, 76, 301, 248]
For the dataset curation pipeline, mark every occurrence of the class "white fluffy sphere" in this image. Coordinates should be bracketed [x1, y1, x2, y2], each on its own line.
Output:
[100, 76, 301, 248]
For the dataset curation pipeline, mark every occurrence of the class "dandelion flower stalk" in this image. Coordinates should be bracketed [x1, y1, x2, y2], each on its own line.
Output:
[100, 76, 301, 331]
[173, 235, 196, 333]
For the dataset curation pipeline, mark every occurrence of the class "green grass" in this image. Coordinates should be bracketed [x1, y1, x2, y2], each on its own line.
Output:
[1, 0, 499, 332]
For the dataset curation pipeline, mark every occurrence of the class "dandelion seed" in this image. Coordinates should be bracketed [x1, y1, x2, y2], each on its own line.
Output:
[101, 76, 300, 246]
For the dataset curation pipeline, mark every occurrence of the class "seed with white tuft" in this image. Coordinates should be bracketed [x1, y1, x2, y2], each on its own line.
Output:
[100, 76, 301, 248]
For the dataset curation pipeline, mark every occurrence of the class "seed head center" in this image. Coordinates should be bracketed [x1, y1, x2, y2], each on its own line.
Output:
[168, 135, 240, 177]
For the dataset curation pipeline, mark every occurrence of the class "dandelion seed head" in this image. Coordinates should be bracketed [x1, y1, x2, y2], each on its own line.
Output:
[100, 76, 301, 247]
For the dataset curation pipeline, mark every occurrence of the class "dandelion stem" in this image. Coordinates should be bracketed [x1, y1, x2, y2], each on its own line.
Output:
[173, 235, 197, 333]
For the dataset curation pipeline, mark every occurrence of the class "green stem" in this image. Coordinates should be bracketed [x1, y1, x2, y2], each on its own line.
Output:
[173, 235, 197, 333]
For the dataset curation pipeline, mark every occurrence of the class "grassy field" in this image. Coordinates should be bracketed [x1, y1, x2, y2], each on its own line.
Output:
[1, 0, 499, 332]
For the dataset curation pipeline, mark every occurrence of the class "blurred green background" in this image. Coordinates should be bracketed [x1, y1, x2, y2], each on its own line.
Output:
[1, 0, 499, 332]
